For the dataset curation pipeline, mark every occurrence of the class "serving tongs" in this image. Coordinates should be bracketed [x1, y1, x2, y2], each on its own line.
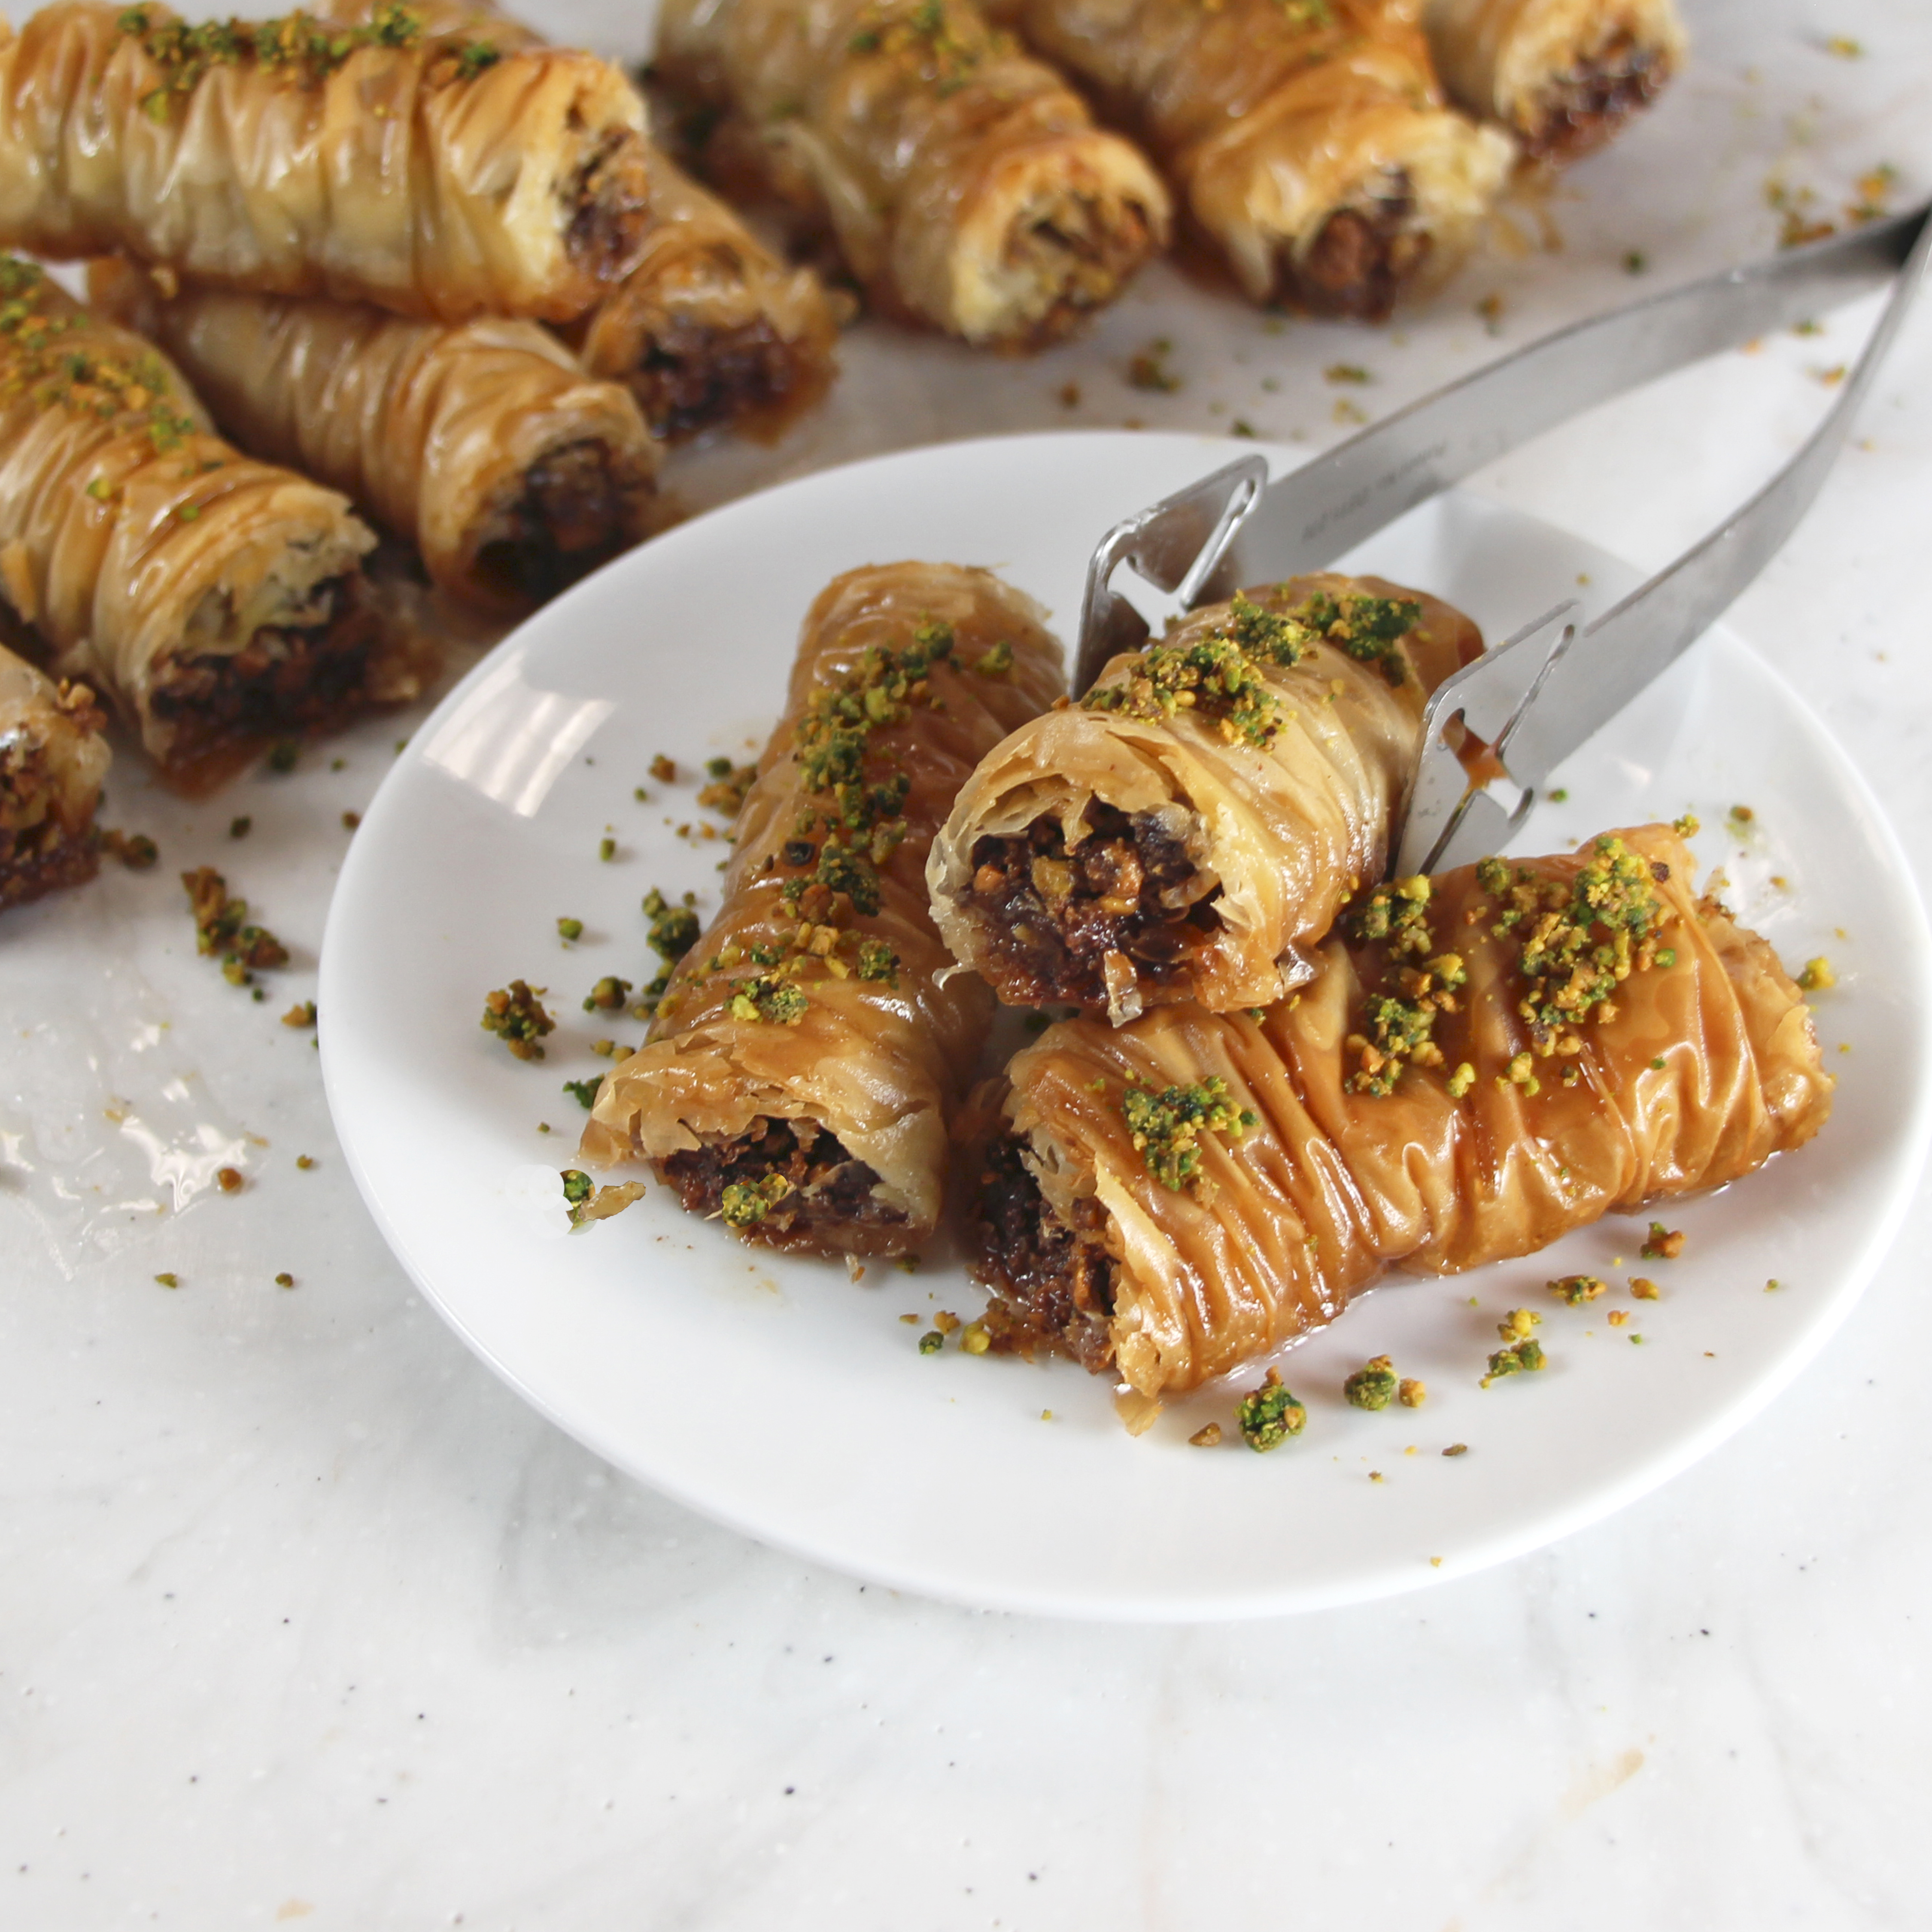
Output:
[1073, 204, 1932, 879]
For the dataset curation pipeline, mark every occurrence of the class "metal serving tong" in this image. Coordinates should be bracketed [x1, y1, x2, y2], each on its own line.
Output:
[1073, 203, 1932, 879]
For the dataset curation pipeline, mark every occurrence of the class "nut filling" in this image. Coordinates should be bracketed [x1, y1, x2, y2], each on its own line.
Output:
[147, 578, 375, 770]
[632, 316, 810, 441]
[474, 437, 649, 604]
[1012, 193, 1158, 346]
[969, 1132, 1118, 1373]
[963, 801, 1219, 1008]
[659, 1116, 906, 1248]
[1523, 35, 1673, 165]
[566, 128, 653, 279]
[1285, 173, 1431, 322]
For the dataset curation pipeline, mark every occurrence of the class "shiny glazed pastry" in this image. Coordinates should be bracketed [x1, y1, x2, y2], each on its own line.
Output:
[653, 0, 1171, 346]
[582, 563, 1064, 1257]
[0, 641, 109, 909]
[985, 0, 1513, 316]
[966, 826, 1833, 1416]
[0, 0, 651, 322]
[572, 150, 841, 444]
[0, 257, 392, 788]
[928, 574, 1483, 1021]
[89, 259, 660, 615]
[1423, 0, 1688, 165]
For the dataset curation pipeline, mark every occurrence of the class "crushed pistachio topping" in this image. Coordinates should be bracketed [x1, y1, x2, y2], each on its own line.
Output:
[0, 255, 200, 455]
[1121, 1075, 1257, 1191]
[1482, 1339, 1546, 1385]
[1294, 589, 1420, 687]
[562, 1076, 601, 1109]
[1476, 836, 1676, 1060]
[1548, 1274, 1607, 1305]
[1343, 875, 1467, 1095]
[917, 1329, 944, 1353]
[1798, 956, 1836, 991]
[1236, 1367, 1306, 1451]
[1343, 1355, 1399, 1410]
[481, 979, 553, 1059]
[182, 867, 288, 985]
[582, 975, 631, 1013]
[1498, 1307, 1541, 1342]
[698, 756, 758, 817]
[1640, 1222, 1685, 1261]
[556, 916, 583, 943]
[974, 639, 1014, 677]
[847, 0, 994, 94]
[855, 939, 899, 984]
[721, 1173, 794, 1227]
[727, 974, 809, 1024]
[101, 828, 159, 870]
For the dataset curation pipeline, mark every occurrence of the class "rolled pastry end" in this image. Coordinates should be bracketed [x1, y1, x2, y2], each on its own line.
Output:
[464, 431, 659, 610]
[936, 132, 1173, 347]
[139, 511, 385, 790]
[0, 647, 111, 911]
[1200, 113, 1515, 318]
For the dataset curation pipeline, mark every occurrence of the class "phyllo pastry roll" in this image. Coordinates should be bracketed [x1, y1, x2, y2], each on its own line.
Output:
[90, 261, 659, 614]
[966, 826, 1832, 1411]
[653, 0, 1171, 347]
[929, 573, 1483, 1022]
[987, 0, 1513, 317]
[573, 149, 841, 444]
[1423, 0, 1688, 166]
[0, 0, 651, 322]
[0, 641, 109, 909]
[582, 562, 1063, 1257]
[0, 256, 389, 787]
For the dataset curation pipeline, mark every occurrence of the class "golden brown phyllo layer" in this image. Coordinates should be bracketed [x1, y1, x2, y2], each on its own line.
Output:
[984, 0, 1514, 315]
[0, 255, 404, 790]
[0, 0, 652, 321]
[965, 826, 1832, 1416]
[653, 0, 1172, 346]
[582, 561, 1064, 1257]
[89, 261, 661, 615]
[1423, 0, 1688, 166]
[927, 573, 1484, 1022]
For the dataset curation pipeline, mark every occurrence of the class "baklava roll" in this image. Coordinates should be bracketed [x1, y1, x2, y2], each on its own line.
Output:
[0, 0, 651, 322]
[988, 0, 1514, 316]
[90, 259, 659, 614]
[1422, 0, 1688, 166]
[929, 574, 1483, 1021]
[582, 562, 1063, 1258]
[572, 151, 840, 443]
[653, 0, 1171, 346]
[0, 257, 387, 788]
[0, 641, 109, 909]
[968, 825, 1833, 1410]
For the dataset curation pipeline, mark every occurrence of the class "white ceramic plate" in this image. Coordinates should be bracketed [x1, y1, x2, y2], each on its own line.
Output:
[319, 431, 1932, 1622]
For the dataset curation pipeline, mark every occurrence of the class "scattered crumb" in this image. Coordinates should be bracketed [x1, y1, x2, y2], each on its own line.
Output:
[1443, 1444, 1468, 1457]
[229, 814, 251, 840]
[1398, 1377, 1426, 1408]
[960, 1322, 990, 1355]
[1623, 250, 1648, 274]
[1057, 381, 1081, 407]
[274, 1272, 294, 1288]
[1798, 956, 1836, 992]
[1127, 338, 1180, 392]
[281, 1000, 316, 1028]
[933, 1310, 961, 1334]
[1631, 1278, 1659, 1300]
[649, 754, 677, 784]
[1608, 1309, 1630, 1327]
[1641, 1222, 1685, 1261]
[216, 1166, 243, 1193]
[1765, 1278, 1781, 1293]
[342, 811, 360, 831]
[154, 1272, 179, 1288]
[295, 1155, 315, 1170]
[1189, 1423, 1222, 1448]
[1369, 1470, 1385, 1484]
[1324, 363, 1371, 384]
[898, 1312, 919, 1324]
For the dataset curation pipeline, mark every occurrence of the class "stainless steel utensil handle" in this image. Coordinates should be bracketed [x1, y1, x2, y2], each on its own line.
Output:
[1228, 206, 1929, 586]
[1393, 201, 1932, 875]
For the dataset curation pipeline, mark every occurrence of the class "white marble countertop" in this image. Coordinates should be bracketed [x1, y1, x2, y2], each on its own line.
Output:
[6, 0, 1932, 1923]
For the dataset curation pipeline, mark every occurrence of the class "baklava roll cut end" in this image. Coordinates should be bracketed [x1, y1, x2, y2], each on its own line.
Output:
[571, 151, 841, 444]
[0, 1, 651, 321]
[1424, 0, 1689, 166]
[966, 826, 1832, 1407]
[583, 563, 1064, 1257]
[929, 574, 1482, 1021]
[994, 0, 1511, 317]
[656, 0, 1171, 346]
[89, 264, 659, 614]
[0, 258, 384, 788]
[0, 643, 109, 909]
